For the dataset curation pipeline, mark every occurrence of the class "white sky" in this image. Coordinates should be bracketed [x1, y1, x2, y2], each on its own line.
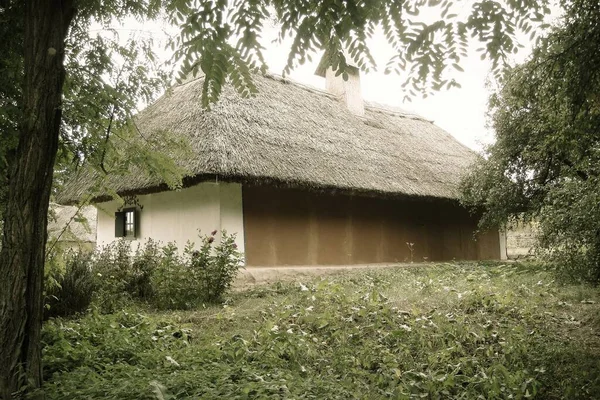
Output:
[259, 25, 554, 152]
[111, 4, 560, 153]
[261, 32, 498, 152]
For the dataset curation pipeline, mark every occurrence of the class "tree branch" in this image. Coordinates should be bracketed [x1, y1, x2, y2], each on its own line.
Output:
[560, 157, 590, 181]
[98, 66, 125, 174]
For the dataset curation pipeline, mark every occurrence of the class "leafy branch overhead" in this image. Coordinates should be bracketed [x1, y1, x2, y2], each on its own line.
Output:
[460, 0, 600, 283]
[170, 0, 550, 106]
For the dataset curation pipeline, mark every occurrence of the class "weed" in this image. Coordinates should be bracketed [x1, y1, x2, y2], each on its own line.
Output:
[44, 250, 96, 319]
[40, 262, 600, 399]
[45, 232, 243, 315]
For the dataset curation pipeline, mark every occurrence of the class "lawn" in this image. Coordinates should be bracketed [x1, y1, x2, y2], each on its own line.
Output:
[41, 262, 600, 399]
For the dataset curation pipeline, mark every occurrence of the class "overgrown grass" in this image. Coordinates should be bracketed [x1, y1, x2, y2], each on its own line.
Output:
[39, 262, 600, 399]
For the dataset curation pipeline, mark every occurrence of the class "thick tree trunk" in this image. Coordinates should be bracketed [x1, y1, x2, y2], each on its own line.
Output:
[0, 1, 74, 398]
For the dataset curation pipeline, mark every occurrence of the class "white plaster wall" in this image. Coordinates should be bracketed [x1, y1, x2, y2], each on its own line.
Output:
[499, 230, 508, 261]
[219, 183, 246, 254]
[95, 182, 245, 254]
[325, 67, 364, 117]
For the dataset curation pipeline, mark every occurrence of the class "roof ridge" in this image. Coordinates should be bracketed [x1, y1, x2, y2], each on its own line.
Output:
[57, 67, 477, 204]
[262, 72, 335, 98]
[261, 72, 432, 122]
[175, 72, 432, 122]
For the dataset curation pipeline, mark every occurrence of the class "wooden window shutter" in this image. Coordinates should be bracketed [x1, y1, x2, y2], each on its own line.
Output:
[115, 211, 125, 237]
[134, 209, 140, 238]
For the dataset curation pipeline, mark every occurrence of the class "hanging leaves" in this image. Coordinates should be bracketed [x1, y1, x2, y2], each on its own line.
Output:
[170, 0, 550, 106]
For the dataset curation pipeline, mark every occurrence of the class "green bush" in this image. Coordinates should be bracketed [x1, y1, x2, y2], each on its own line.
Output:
[44, 250, 96, 319]
[44, 232, 244, 314]
[151, 231, 243, 309]
[196, 231, 243, 303]
[148, 242, 191, 310]
[127, 239, 160, 300]
[92, 240, 137, 313]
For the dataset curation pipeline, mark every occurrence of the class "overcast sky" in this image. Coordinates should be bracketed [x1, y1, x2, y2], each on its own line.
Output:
[258, 24, 557, 152]
[114, 5, 560, 153]
[261, 31, 499, 152]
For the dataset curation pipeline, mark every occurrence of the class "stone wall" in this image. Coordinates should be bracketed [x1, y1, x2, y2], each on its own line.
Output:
[506, 223, 538, 259]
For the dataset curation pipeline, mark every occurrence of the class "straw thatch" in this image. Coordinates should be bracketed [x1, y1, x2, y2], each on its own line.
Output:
[48, 203, 96, 243]
[58, 73, 476, 203]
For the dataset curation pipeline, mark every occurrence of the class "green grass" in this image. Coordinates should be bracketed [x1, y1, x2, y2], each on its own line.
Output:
[40, 262, 600, 399]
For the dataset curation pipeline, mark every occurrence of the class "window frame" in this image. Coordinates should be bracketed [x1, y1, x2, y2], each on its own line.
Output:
[115, 207, 139, 239]
[123, 207, 136, 238]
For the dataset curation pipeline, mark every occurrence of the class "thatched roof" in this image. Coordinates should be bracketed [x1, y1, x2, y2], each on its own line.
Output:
[48, 203, 96, 243]
[58, 73, 476, 203]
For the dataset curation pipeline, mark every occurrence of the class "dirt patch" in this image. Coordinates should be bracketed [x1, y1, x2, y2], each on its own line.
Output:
[233, 262, 422, 290]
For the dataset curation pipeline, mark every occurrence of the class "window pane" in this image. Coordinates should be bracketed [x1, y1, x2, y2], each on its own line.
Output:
[125, 210, 135, 237]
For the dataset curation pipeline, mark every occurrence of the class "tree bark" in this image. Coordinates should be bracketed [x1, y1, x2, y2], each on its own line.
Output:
[0, 1, 75, 398]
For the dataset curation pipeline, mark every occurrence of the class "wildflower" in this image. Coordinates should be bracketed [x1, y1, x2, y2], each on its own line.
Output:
[211, 229, 218, 236]
[208, 237, 215, 244]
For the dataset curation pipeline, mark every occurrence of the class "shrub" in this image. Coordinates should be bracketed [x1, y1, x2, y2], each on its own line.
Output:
[44, 250, 96, 319]
[195, 230, 243, 303]
[92, 240, 136, 313]
[127, 239, 160, 300]
[44, 232, 244, 315]
[149, 242, 192, 310]
[91, 239, 164, 312]
[151, 231, 243, 309]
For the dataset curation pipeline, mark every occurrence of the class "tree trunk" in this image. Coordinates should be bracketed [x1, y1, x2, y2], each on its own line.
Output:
[0, 1, 75, 398]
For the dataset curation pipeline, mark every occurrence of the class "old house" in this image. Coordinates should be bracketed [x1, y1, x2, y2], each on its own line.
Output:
[58, 65, 505, 266]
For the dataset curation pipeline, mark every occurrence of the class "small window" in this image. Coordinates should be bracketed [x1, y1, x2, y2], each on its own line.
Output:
[124, 209, 136, 237]
[115, 208, 138, 238]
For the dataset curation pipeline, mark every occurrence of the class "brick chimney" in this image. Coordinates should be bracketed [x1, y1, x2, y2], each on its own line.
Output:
[315, 51, 365, 117]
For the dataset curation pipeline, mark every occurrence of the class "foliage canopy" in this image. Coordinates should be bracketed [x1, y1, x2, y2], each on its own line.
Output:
[461, 0, 600, 283]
